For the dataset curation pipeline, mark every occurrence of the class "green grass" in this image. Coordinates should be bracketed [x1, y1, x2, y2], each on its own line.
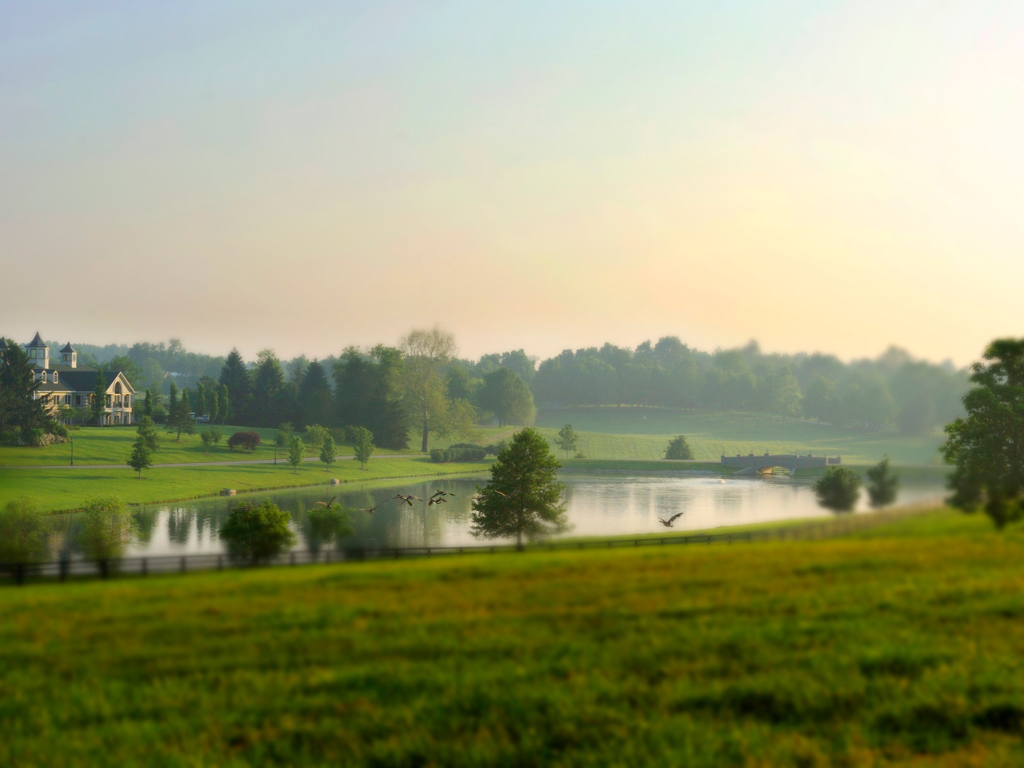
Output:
[0, 457, 490, 513]
[0, 425, 512, 468]
[535, 407, 946, 464]
[3, 508, 1024, 765]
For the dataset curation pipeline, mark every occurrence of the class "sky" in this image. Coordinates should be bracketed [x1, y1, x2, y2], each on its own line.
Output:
[3, 1, 1023, 367]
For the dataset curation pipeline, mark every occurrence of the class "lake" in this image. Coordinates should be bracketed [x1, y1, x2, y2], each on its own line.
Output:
[50, 471, 947, 559]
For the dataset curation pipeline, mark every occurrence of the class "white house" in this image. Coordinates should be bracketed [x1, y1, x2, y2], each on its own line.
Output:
[21, 332, 136, 426]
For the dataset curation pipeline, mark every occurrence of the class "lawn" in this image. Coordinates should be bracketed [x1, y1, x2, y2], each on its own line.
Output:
[2, 509, 1023, 766]
[0, 425, 511, 468]
[0, 456, 490, 513]
[535, 407, 946, 464]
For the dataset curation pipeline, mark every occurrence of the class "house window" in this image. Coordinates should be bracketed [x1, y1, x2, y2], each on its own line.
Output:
[53, 372, 58, 383]
[64, 395, 71, 405]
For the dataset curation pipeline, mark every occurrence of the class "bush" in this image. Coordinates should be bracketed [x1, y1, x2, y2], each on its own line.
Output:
[304, 424, 329, 450]
[77, 496, 138, 562]
[0, 428, 20, 446]
[431, 444, 487, 463]
[813, 467, 862, 513]
[219, 501, 297, 564]
[430, 449, 445, 463]
[228, 431, 262, 452]
[23, 428, 45, 447]
[49, 423, 69, 439]
[665, 435, 694, 460]
[0, 498, 52, 568]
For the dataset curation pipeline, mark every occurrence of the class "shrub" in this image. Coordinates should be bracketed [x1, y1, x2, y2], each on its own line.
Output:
[219, 501, 296, 564]
[431, 444, 487, 463]
[813, 467, 862, 513]
[0, 428, 20, 446]
[304, 424, 329, 450]
[23, 428, 45, 447]
[228, 431, 262, 452]
[77, 496, 138, 562]
[430, 449, 444, 463]
[0, 498, 52, 568]
[665, 435, 694, 460]
[49, 423, 69, 439]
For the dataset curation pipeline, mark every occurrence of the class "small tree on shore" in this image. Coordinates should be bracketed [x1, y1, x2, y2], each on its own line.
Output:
[0, 498, 52, 571]
[77, 496, 138, 564]
[471, 428, 570, 550]
[320, 434, 337, 471]
[136, 416, 160, 453]
[665, 435, 693, 460]
[866, 457, 899, 508]
[813, 467, 861, 513]
[555, 424, 578, 459]
[352, 426, 375, 470]
[288, 436, 305, 473]
[127, 435, 153, 478]
[219, 501, 296, 564]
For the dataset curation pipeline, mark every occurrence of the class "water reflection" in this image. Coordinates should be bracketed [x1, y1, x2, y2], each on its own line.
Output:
[49, 473, 945, 558]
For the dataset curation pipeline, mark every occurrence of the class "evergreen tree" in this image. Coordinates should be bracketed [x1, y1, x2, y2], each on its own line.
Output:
[218, 349, 250, 424]
[144, 389, 153, 418]
[91, 369, 108, 426]
[135, 416, 160, 452]
[298, 360, 333, 427]
[218, 384, 229, 424]
[470, 428, 569, 550]
[319, 434, 337, 471]
[196, 382, 206, 418]
[251, 350, 286, 427]
[168, 381, 178, 424]
[0, 340, 46, 433]
[127, 434, 153, 478]
[866, 457, 899, 508]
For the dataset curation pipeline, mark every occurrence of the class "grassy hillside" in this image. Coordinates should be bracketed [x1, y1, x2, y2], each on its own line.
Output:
[3, 510, 1024, 766]
[0, 425, 510, 468]
[535, 407, 946, 464]
[0, 457, 489, 513]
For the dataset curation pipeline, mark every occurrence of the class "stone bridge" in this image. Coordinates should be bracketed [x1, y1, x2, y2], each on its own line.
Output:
[721, 453, 841, 475]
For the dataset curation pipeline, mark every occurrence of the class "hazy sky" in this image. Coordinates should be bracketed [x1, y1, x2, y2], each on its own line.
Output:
[3, 1, 1023, 366]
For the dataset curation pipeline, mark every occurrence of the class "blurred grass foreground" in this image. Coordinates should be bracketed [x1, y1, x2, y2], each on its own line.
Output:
[3, 508, 1024, 766]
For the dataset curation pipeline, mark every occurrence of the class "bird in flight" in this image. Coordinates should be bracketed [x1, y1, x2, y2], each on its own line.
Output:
[393, 494, 421, 506]
[360, 500, 388, 515]
[428, 496, 447, 506]
[316, 497, 337, 509]
[430, 489, 456, 499]
[658, 512, 684, 528]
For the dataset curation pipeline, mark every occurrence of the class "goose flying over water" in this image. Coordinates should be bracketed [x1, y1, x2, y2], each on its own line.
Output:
[360, 500, 388, 515]
[393, 494, 421, 506]
[430, 490, 456, 499]
[658, 512, 684, 528]
[428, 496, 447, 506]
[316, 497, 337, 509]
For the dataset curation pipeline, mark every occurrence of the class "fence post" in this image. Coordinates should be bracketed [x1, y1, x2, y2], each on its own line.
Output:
[15, 563, 25, 586]
[142, 558, 148, 577]
[180, 556, 186, 574]
[217, 555, 223, 571]
[59, 556, 69, 582]
[99, 560, 108, 580]
[290, 552, 295, 566]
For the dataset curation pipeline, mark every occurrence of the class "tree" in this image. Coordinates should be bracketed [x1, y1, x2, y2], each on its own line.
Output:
[942, 338, 1024, 529]
[168, 387, 195, 441]
[664, 435, 693, 460]
[196, 382, 206, 419]
[90, 369, 108, 426]
[866, 457, 899, 508]
[218, 349, 250, 424]
[144, 389, 153, 418]
[219, 500, 296, 564]
[320, 434, 337, 471]
[288, 436, 305, 473]
[304, 423, 329, 451]
[251, 349, 287, 427]
[298, 360, 333, 428]
[206, 387, 219, 425]
[307, 505, 354, 553]
[0, 340, 46, 433]
[228, 431, 262, 452]
[555, 423, 578, 459]
[102, 355, 144, 391]
[0, 498, 52, 573]
[168, 381, 178, 424]
[400, 327, 457, 452]
[77, 496, 138, 564]
[471, 428, 570, 549]
[127, 434, 153, 478]
[352, 426, 375, 470]
[135, 416, 160, 453]
[813, 467, 861, 513]
[200, 430, 216, 453]
[479, 368, 535, 426]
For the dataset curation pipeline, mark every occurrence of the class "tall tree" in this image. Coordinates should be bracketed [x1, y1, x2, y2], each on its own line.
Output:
[218, 349, 250, 424]
[942, 338, 1024, 529]
[251, 349, 286, 427]
[195, 382, 206, 418]
[143, 389, 153, 418]
[555, 424, 578, 459]
[0, 340, 46, 432]
[127, 435, 153, 479]
[298, 360, 333, 428]
[401, 327, 457, 452]
[319, 434, 337, 472]
[479, 368, 535, 426]
[206, 387, 218, 425]
[352, 426, 375, 470]
[90, 369, 108, 426]
[217, 384, 229, 425]
[470, 428, 570, 550]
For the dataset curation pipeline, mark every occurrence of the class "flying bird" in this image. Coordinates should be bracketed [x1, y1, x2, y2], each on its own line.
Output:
[393, 494, 421, 506]
[360, 500, 388, 516]
[316, 497, 337, 509]
[428, 496, 447, 506]
[658, 512, 684, 528]
[430, 490, 456, 499]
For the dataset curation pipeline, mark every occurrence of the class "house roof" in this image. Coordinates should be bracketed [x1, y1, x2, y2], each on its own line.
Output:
[37, 381, 74, 393]
[60, 342, 75, 353]
[26, 332, 47, 348]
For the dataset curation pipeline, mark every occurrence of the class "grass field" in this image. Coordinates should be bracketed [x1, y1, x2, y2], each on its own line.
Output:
[3, 509, 1023, 766]
[535, 407, 946, 464]
[0, 456, 490, 513]
[0, 425, 513, 468]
